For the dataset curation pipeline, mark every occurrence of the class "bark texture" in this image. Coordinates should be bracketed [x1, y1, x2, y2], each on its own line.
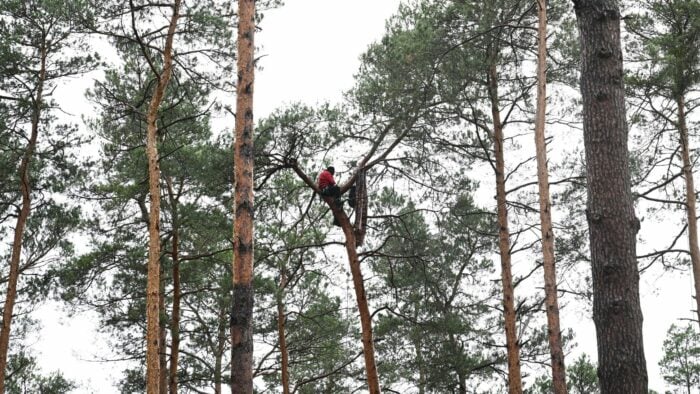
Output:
[159, 276, 168, 394]
[230, 0, 256, 392]
[0, 44, 47, 394]
[534, 1, 567, 392]
[573, 0, 648, 392]
[276, 272, 290, 394]
[144, 1, 181, 392]
[326, 197, 381, 394]
[677, 95, 700, 326]
[488, 59, 522, 394]
[166, 177, 181, 394]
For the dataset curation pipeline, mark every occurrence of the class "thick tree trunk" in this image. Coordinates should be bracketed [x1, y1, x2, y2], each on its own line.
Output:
[144, 2, 180, 393]
[0, 45, 46, 394]
[230, 1, 256, 393]
[677, 95, 700, 326]
[487, 59, 523, 394]
[166, 178, 181, 394]
[326, 197, 381, 393]
[573, 0, 648, 392]
[534, 1, 567, 392]
[276, 271, 290, 394]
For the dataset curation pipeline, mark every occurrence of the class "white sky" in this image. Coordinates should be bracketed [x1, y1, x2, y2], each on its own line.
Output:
[28, 0, 693, 392]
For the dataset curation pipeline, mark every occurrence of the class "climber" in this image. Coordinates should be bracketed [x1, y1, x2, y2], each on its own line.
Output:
[318, 166, 343, 226]
[318, 166, 342, 202]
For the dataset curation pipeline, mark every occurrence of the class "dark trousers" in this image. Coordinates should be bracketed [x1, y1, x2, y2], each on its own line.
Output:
[321, 186, 342, 208]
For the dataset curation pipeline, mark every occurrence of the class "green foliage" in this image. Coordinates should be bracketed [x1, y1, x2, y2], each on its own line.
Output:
[626, 0, 700, 97]
[529, 353, 599, 394]
[5, 350, 76, 394]
[369, 189, 501, 391]
[659, 323, 700, 393]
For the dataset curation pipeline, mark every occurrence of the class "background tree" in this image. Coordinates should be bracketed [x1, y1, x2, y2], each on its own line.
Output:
[625, 0, 700, 323]
[0, 0, 97, 389]
[659, 323, 700, 394]
[531, 353, 598, 394]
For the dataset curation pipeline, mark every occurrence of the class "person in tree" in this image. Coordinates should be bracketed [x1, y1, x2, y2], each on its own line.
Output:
[318, 166, 343, 225]
[318, 166, 340, 198]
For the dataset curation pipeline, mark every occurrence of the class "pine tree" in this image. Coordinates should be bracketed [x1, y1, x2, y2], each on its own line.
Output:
[0, 1, 97, 389]
[572, 0, 648, 391]
[231, 0, 256, 392]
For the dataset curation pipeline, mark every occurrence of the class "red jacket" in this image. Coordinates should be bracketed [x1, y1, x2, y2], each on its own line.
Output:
[318, 170, 336, 189]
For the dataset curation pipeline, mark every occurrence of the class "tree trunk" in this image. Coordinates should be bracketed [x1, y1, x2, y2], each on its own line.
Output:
[215, 305, 227, 394]
[144, 2, 181, 392]
[414, 334, 425, 394]
[0, 44, 47, 394]
[230, 1, 256, 392]
[159, 273, 168, 394]
[534, 1, 567, 392]
[573, 1, 648, 392]
[677, 94, 700, 326]
[166, 177, 181, 394]
[325, 197, 381, 394]
[277, 270, 290, 394]
[487, 58, 523, 394]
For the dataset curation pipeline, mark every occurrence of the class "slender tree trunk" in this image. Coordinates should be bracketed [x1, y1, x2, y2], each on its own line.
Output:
[457, 372, 467, 394]
[533, 1, 567, 392]
[166, 178, 181, 394]
[159, 273, 168, 394]
[144, 2, 181, 392]
[168, 243, 180, 394]
[573, 1, 648, 392]
[0, 45, 46, 393]
[677, 94, 700, 326]
[414, 334, 425, 394]
[231, 0, 256, 392]
[216, 305, 227, 394]
[276, 270, 290, 394]
[325, 198, 381, 393]
[487, 59, 523, 394]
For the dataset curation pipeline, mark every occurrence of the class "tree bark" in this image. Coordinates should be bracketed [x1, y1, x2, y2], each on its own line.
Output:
[324, 197, 381, 394]
[487, 58, 523, 394]
[0, 44, 47, 394]
[573, 0, 648, 392]
[276, 270, 290, 394]
[215, 304, 227, 394]
[677, 94, 700, 326]
[144, 2, 181, 392]
[166, 177, 181, 394]
[159, 273, 168, 394]
[534, 1, 567, 392]
[230, 1, 256, 393]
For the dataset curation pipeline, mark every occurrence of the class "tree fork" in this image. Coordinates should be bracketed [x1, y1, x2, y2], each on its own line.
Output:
[143, 1, 181, 392]
[573, 0, 648, 392]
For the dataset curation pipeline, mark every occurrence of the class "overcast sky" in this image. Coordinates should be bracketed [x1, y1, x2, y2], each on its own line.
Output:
[29, 0, 695, 392]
